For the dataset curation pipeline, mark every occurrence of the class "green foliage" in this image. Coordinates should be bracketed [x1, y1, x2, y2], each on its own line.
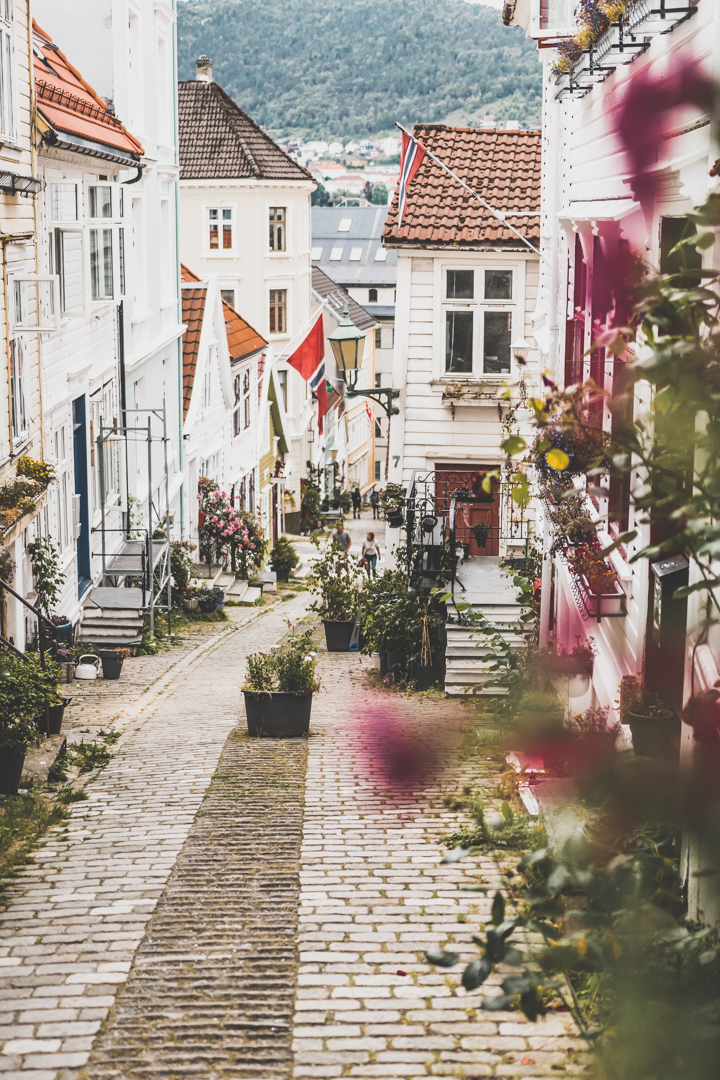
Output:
[380, 482, 405, 518]
[16, 456, 56, 486]
[244, 628, 319, 692]
[170, 541, 197, 596]
[66, 741, 112, 773]
[307, 541, 364, 622]
[370, 182, 388, 205]
[362, 570, 444, 664]
[0, 792, 67, 884]
[302, 464, 323, 532]
[0, 652, 60, 751]
[177, 0, 542, 140]
[27, 535, 64, 617]
[0, 476, 38, 514]
[311, 183, 332, 206]
[270, 535, 300, 573]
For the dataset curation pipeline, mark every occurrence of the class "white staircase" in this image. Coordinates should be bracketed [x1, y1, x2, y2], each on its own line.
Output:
[444, 557, 526, 696]
[78, 586, 145, 649]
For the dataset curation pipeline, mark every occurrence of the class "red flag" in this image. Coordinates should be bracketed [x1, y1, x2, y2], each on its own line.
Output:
[287, 315, 328, 433]
[398, 130, 426, 225]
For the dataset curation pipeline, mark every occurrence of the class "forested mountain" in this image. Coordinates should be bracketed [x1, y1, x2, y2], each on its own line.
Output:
[177, 0, 542, 139]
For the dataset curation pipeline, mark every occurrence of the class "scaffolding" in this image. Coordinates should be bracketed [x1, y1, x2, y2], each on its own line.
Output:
[94, 404, 172, 634]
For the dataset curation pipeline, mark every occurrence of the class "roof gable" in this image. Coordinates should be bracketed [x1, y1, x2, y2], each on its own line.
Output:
[181, 264, 267, 364]
[383, 125, 540, 250]
[178, 80, 313, 182]
[33, 21, 143, 161]
[312, 266, 377, 332]
[181, 285, 206, 420]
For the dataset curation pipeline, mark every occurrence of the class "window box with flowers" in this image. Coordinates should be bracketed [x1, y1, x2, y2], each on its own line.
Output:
[567, 547, 627, 620]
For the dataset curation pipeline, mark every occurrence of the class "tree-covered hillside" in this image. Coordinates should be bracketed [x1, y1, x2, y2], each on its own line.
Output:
[177, 0, 541, 139]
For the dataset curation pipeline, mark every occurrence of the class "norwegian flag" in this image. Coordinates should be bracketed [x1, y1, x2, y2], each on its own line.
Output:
[365, 401, 374, 430]
[398, 130, 426, 225]
[287, 315, 328, 434]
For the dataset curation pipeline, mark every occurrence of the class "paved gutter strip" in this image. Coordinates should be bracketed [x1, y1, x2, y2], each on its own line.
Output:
[0, 594, 310, 1080]
[86, 730, 307, 1079]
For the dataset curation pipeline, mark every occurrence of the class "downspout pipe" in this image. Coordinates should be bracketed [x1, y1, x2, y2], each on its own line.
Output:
[172, 0, 185, 540]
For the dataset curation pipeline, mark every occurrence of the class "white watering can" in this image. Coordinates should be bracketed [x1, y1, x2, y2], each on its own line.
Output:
[75, 654, 100, 680]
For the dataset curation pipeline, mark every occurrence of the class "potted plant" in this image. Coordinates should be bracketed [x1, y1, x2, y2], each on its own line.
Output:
[47, 696, 73, 735]
[308, 541, 364, 651]
[518, 690, 565, 743]
[567, 547, 626, 617]
[27, 536, 65, 622]
[242, 627, 319, 737]
[361, 571, 445, 683]
[381, 482, 405, 527]
[626, 689, 678, 758]
[212, 587, 225, 612]
[270, 535, 300, 582]
[49, 612, 73, 643]
[55, 645, 78, 683]
[472, 522, 490, 549]
[0, 652, 60, 793]
[542, 637, 596, 698]
[99, 648, 130, 680]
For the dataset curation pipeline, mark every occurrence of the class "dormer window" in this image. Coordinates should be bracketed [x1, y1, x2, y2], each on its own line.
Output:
[338, 217, 352, 232]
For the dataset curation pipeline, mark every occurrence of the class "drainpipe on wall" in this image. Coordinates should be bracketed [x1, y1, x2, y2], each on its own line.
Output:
[172, 0, 185, 540]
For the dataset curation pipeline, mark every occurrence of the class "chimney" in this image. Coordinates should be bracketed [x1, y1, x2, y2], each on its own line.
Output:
[196, 56, 213, 83]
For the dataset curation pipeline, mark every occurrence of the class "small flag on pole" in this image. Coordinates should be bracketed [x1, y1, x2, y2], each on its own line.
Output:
[287, 315, 328, 434]
[365, 401, 374, 430]
[398, 130, 426, 226]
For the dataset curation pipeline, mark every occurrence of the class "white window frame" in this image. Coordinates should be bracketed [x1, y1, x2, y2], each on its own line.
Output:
[243, 367, 252, 429]
[311, 246, 323, 261]
[10, 274, 61, 333]
[205, 205, 235, 256]
[0, 0, 18, 145]
[349, 246, 363, 262]
[329, 246, 344, 261]
[268, 205, 287, 253]
[437, 262, 520, 381]
[268, 287, 288, 336]
[9, 337, 28, 445]
[85, 182, 125, 307]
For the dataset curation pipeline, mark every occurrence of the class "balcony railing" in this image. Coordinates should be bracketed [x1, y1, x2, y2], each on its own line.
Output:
[554, 0, 698, 101]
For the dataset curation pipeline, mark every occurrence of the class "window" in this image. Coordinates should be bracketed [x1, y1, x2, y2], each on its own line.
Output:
[375, 373, 382, 388]
[208, 207, 233, 251]
[375, 417, 382, 438]
[200, 452, 221, 484]
[348, 415, 365, 452]
[51, 183, 78, 222]
[50, 230, 84, 315]
[89, 228, 114, 301]
[0, 0, 16, 143]
[375, 460, 381, 481]
[9, 338, 27, 442]
[329, 246, 343, 261]
[369, 288, 378, 303]
[443, 266, 515, 377]
[269, 207, 286, 251]
[338, 217, 352, 232]
[311, 246, 323, 261]
[374, 247, 388, 263]
[233, 373, 242, 435]
[87, 182, 124, 304]
[269, 289, 287, 334]
[381, 326, 394, 350]
[375, 328, 381, 348]
[243, 369, 251, 428]
[11, 276, 59, 333]
[53, 425, 70, 552]
[278, 368, 288, 412]
[248, 469, 255, 513]
[203, 366, 211, 409]
[349, 246, 363, 261]
[221, 289, 235, 307]
[89, 184, 112, 219]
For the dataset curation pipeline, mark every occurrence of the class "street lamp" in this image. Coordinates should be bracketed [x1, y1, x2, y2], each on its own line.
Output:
[511, 336, 531, 366]
[328, 300, 400, 418]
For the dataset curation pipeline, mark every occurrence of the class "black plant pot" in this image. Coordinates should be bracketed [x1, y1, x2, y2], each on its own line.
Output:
[274, 568, 290, 582]
[243, 691, 313, 738]
[386, 512, 404, 529]
[628, 710, 679, 758]
[378, 650, 389, 677]
[0, 747, 26, 795]
[409, 662, 445, 690]
[386, 650, 406, 674]
[48, 697, 72, 735]
[99, 651, 124, 680]
[324, 620, 355, 652]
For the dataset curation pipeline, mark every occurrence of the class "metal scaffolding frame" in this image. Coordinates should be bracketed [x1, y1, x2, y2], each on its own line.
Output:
[93, 403, 172, 635]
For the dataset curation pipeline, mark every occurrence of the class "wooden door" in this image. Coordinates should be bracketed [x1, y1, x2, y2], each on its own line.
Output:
[434, 464, 500, 556]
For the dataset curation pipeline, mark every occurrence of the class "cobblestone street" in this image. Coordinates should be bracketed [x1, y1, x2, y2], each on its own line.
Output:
[0, 596, 581, 1080]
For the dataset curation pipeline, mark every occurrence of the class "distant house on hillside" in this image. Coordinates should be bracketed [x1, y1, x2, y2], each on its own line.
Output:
[313, 207, 396, 480]
[177, 57, 317, 485]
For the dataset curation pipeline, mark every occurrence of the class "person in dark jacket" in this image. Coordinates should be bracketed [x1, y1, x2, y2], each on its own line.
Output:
[370, 489, 380, 519]
[351, 486, 362, 519]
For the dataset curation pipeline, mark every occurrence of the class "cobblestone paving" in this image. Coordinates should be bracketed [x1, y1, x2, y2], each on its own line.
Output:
[293, 653, 582, 1080]
[0, 593, 310, 1080]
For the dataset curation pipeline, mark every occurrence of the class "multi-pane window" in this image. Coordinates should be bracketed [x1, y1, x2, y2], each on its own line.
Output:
[375, 328, 381, 348]
[269, 207, 286, 251]
[243, 369, 251, 428]
[443, 268, 514, 377]
[208, 207, 233, 251]
[221, 289, 235, 307]
[9, 338, 27, 443]
[233, 369, 252, 435]
[54, 426, 70, 552]
[233, 373, 242, 436]
[88, 184, 114, 301]
[0, 0, 16, 143]
[369, 288, 378, 302]
[277, 368, 287, 412]
[269, 289, 287, 334]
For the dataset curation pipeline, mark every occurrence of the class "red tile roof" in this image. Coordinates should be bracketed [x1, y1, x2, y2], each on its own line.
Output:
[383, 125, 541, 250]
[33, 21, 143, 161]
[181, 264, 267, 365]
[181, 284, 206, 420]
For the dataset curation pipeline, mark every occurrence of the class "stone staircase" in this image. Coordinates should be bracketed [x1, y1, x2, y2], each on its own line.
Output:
[190, 565, 264, 604]
[444, 557, 526, 696]
[78, 587, 145, 649]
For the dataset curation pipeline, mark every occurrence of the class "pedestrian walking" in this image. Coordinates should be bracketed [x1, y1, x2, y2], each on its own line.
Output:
[370, 488, 380, 519]
[351, 486, 362, 519]
[331, 521, 352, 552]
[362, 532, 380, 578]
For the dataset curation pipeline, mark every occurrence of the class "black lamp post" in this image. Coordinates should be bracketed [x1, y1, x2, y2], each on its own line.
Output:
[328, 302, 400, 418]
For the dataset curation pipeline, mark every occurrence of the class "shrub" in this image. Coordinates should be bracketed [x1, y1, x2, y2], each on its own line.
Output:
[16, 456, 56, 486]
[270, 535, 300, 573]
[307, 541, 364, 622]
[27, 536, 65, 617]
[0, 652, 61, 751]
[244, 628, 319, 693]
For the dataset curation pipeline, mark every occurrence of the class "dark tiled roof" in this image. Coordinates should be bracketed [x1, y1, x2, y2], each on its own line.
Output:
[33, 21, 143, 160]
[181, 264, 267, 364]
[312, 266, 377, 332]
[178, 80, 313, 182]
[383, 125, 541, 249]
[181, 286, 206, 420]
[312, 206, 397, 287]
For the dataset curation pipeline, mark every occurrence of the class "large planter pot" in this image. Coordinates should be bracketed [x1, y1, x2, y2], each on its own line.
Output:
[378, 650, 389, 678]
[409, 662, 445, 690]
[183, 597, 199, 613]
[386, 650, 406, 674]
[99, 651, 124, 680]
[324, 620, 355, 652]
[48, 697, 72, 735]
[553, 673, 592, 699]
[0, 746, 26, 795]
[273, 568, 290, 582]
[53, 620, 73, 644]
[243, 691, 313, 738]
[628, 710, 679, 758]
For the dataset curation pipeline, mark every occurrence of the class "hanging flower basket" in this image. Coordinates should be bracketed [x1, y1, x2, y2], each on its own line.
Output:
[578, 574, 627, 618]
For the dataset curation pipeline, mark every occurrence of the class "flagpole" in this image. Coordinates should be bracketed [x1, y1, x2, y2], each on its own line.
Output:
[395, 122, 540, 257]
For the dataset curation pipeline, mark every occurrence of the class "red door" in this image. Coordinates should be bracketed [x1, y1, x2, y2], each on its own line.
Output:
[435, 464, 500, 556]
